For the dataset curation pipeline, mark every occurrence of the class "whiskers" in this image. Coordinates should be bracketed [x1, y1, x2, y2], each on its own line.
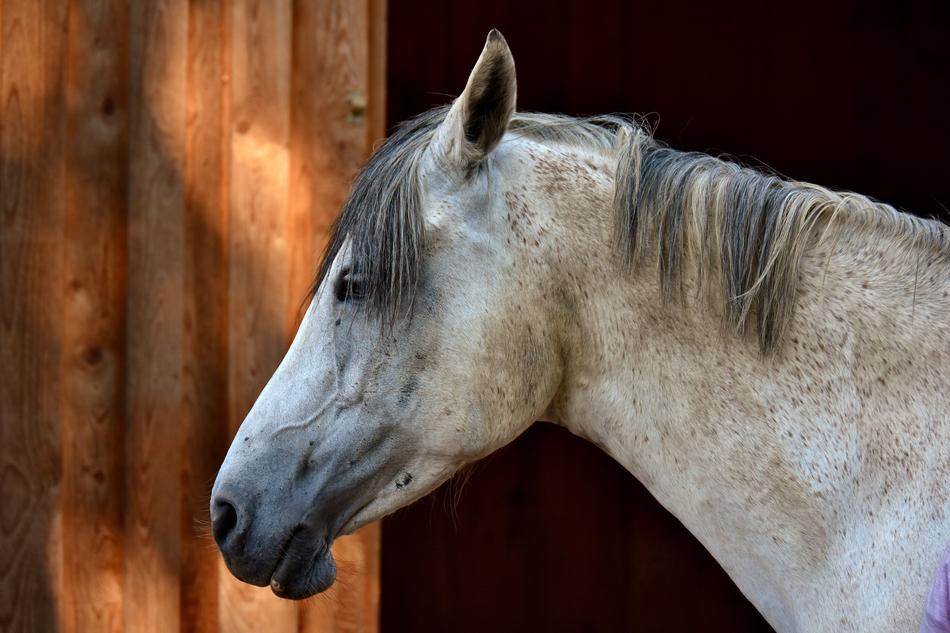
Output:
[294, 542, 371, 607]
[192, 515, 221, 554]
[442, 461, 480, 529]
[189, 481, 222, 553]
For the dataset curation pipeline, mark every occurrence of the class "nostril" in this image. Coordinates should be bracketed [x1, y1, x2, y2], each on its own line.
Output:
[212, 497, 239, 547]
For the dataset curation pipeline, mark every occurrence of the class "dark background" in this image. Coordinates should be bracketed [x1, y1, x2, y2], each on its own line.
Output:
[381, 2, 950, 631]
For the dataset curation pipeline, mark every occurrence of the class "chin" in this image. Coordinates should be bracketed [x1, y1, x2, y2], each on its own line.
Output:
[269, 542, 337, 600]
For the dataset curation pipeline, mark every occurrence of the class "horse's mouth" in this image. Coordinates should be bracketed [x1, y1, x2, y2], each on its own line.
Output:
[269, 528, 336, 599]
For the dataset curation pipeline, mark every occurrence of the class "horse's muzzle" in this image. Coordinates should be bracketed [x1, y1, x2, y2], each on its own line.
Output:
[211, 484, 337, 598]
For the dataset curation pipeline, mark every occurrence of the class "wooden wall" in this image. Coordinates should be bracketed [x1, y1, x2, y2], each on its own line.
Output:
[0, 1, 385, 632]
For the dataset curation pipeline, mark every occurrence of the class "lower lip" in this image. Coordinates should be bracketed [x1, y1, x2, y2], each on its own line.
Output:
[269, 534, 332, 598]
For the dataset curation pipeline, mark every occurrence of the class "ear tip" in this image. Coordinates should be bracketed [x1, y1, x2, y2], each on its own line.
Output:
[483, 29, 514, 70]
[486, 28, 508, 48]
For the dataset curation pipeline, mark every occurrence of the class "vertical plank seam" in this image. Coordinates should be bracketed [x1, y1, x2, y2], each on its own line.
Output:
[59, 1, 75, 628]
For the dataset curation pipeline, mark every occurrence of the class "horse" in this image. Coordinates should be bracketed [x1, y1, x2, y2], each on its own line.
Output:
[211, 30, 950, 632]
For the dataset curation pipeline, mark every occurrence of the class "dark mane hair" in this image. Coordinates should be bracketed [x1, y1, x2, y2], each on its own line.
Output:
[312, 107, 447, 324]
[313, 106, 950, 351]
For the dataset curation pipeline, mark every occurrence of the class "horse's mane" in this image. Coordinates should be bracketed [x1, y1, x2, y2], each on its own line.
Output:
[313, 106, 949, 352]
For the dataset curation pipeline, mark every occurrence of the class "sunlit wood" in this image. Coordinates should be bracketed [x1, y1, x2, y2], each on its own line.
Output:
[0, 1, 386, 631]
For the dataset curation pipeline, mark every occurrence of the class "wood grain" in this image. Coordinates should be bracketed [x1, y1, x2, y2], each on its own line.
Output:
[0, 2, 385, 631]
[126, 1, 188, 632]
[0, 2, 68, 631]
[180, 2, 230, 632]
[286, 0, 318, 333]
[367, 0, 386, 147]
[61, 1, 128, 632]
[221, 1, 298, 630]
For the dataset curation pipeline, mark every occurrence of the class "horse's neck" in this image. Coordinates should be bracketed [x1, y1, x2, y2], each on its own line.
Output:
[561, 216, 950, 492]
[540, 147, 950, 629]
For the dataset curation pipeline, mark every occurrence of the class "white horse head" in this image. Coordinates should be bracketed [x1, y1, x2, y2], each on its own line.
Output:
[212, 30, 950, 632]
[212, 30, 561, 598]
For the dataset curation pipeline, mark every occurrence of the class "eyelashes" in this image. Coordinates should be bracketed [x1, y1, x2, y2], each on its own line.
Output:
[334, 270, 368, 303]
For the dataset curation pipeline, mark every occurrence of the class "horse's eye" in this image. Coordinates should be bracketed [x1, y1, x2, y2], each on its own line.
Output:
[334, 271, 366, 302]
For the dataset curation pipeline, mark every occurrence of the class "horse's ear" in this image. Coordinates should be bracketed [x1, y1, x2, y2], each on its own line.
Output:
[430, 29, 516, 168]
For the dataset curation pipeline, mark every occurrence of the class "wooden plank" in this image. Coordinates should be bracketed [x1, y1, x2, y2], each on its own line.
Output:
[288, 0, 385, 321]
[220, 1, 298, 630]
[60, 1, 128, 632]
[286, 0, 319, 332]
[125, 1, 188, 632]
[292, 0, 385, 630]
[0, 1, 68, 631]
[0, 2, 386, 632]
[367, 0, 386, 146]
[180, 2, 230, 632]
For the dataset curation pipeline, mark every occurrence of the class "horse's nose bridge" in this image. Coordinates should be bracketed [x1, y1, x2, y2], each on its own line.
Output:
[213, 420, 326, 517]
[210, 432, 282, 552]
